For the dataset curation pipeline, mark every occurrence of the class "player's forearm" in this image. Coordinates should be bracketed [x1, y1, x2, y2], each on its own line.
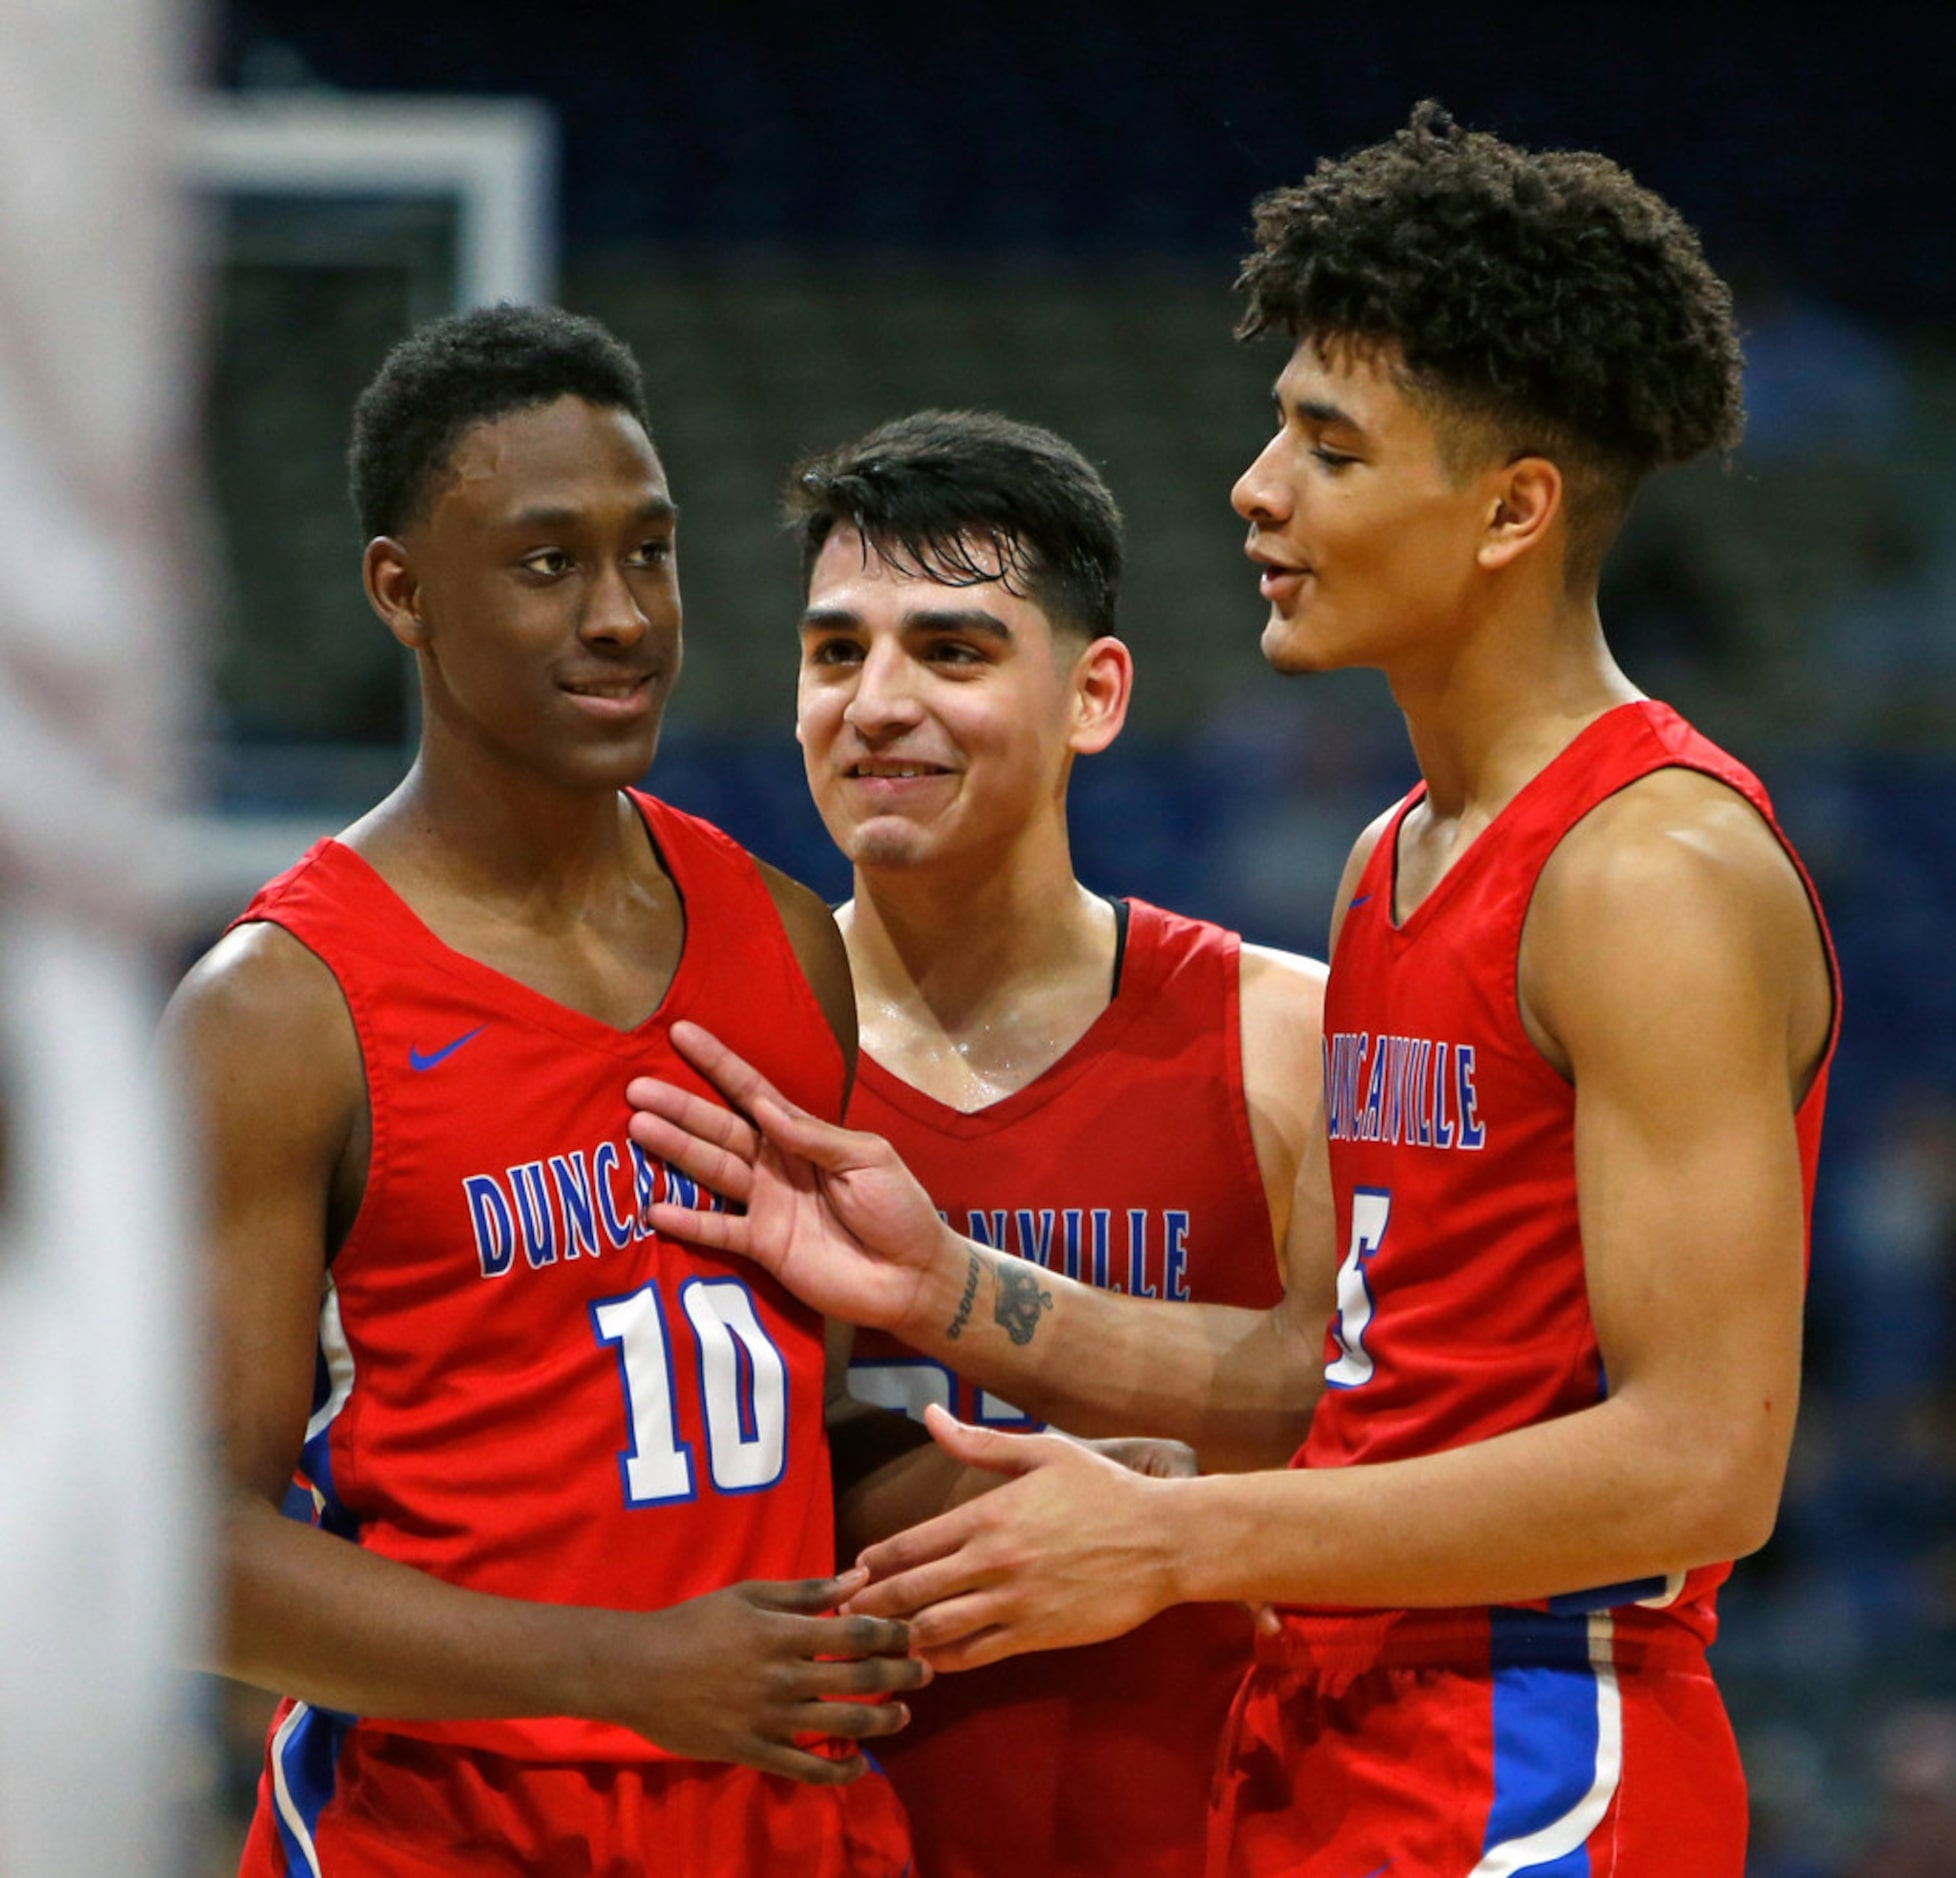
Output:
[1157, 1386, 1791, 1612]
[897, 1237, 1315, 1467]
[215, 1494, 614, 1723]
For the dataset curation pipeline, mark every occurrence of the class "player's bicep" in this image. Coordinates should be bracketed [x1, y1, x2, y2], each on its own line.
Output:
[164, 927, 365, 1508]
[1528, 807, 1815, 1533]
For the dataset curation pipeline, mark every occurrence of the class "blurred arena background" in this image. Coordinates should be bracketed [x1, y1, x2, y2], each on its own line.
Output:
[25, 1, 1951, 1869]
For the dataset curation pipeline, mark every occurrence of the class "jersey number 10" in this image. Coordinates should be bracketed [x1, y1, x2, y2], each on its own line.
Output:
[592, 1277, 788, 1504]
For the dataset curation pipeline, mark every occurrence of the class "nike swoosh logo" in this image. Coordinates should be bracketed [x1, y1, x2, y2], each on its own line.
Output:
[1348, 894, 1373, 908]
[409, 1025, 486, 1072]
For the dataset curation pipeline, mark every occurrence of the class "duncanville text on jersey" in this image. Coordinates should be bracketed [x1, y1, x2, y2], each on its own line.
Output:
[1323, 1031, 1488, 1150]
[463, 1137, 724, 1279]
[959, 1206, 1194, 1300]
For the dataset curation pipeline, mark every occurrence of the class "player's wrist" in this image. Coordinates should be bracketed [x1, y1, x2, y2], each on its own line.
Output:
[897, 1221, 994, 1350]
[1148, 1473, 1227, 1611]
[534, 1598, 628, 1726]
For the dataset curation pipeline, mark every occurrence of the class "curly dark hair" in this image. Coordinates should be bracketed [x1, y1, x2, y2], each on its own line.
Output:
[1236, 101, 1744, 576]
[784, 409, 1122, 640]
[347, 303, 652, 540]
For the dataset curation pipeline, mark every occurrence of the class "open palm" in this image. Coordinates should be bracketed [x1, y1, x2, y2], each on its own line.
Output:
[627, 1020, 957, 1334]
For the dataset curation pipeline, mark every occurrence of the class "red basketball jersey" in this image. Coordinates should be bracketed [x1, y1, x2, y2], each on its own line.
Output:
[1300, 700, 1840, 1645]
[234, 792, 847, 1765]
[849, 900, 1283, 1878]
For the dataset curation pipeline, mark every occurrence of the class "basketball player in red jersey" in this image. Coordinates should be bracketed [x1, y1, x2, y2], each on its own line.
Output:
[783, 409, 1328, 1878]
[164, 304, 927, 1876]
[626, 104, 1840, 1875]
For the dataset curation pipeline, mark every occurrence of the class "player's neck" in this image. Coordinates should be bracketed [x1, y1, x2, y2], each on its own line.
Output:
[841, 853, 1119, 1107]
[1388, 590, 1638, 824]
[346, 752, 653, 918]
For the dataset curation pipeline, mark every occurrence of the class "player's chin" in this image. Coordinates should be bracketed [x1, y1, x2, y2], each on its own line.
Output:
[1258, 614, 1333, 676]
[848, 823, 935, 870]
[550, 727, 667, 791]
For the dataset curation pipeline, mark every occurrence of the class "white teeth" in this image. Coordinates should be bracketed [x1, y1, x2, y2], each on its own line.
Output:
[854, 765, 936, 778]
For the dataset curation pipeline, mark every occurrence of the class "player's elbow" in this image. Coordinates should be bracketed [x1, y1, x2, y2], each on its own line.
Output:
[1669, 1424, 1791, 1565]
[1702, 1474, 1782, 1563]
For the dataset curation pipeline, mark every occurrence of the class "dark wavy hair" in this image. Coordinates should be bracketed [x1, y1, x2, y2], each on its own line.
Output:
[784, 409, 1122, 640]
[1236, 101, 1744, 578]
[347, 303, 652, 540]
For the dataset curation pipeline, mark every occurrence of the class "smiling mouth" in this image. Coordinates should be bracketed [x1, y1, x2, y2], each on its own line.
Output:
[562, 675, 652, 699]
[846, 762, 950, 779]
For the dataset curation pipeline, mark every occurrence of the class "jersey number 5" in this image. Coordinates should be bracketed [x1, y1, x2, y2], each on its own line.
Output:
[592, 1277, 788, 1505]
[1325, 1188, 1389, 1389]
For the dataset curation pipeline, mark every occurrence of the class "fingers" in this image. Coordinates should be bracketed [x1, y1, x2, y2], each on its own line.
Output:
[783, 1695, 912, 1743]
[851, 1500, 976, 1603]
[743, 1093, 887, 1175]
[738, 1578, 927, 1671]
[895, 1584, 1019, 1663]
[917, 1623, 1020, 1674]
[669, 1022, 799, 1120]
[625, 1089, 759, 1205]
[745, 1740, 872, 1787]
[630, 1056, 890, 1188]
[641, 1201, 753, 1255]
[922, 1402, 1055, 1479]
[625, 1074, 763, 1159]
[740, 1571, 869, 1615]
[845, 1544, 993, 1624]
[663, 1024, 893, 1178]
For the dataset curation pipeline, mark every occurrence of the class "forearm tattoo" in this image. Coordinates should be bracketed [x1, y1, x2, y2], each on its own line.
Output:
[945, 1250, 981, 1342]
[993, 1260, 1054, 1347]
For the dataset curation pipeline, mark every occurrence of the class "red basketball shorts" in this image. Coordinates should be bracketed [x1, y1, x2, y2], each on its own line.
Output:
[1206, 1608, 1746, 1878]
[238, 1701, 915, 1877]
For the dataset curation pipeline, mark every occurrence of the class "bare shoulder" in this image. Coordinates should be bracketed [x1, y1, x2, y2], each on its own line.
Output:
[1238, 942, 1329, 1048]
[752, 857, 858, 1079]
[1537, 767, 1819, 952]
[165, 920, 360, 1080]
[164, 920, 368, 1283]
[1524, 766, 1832, 1085]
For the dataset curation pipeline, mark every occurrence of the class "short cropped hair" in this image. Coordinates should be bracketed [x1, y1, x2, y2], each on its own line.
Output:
[1236, 101, 1744, 578]
[784, 410, 1123, 640]
[348, 303, 652, 540]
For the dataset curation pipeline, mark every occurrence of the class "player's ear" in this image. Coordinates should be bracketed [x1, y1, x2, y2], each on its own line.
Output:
[364, 536, 430, 648]
[1477, 455, 1562, 573]
[1068, 635, 1133, 756]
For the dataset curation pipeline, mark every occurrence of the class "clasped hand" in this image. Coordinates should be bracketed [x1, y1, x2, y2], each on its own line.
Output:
[616, 1571, 927, 1784]
[837, 1405, 1184, 1672]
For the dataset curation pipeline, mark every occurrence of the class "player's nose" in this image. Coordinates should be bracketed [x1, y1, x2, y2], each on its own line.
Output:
[842, 639, 925, 733]
[1231, 436, 1292, 526]
[581, 561, 655, 646]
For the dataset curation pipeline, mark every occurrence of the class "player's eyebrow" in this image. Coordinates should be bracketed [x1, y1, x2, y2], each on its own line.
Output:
[1273, 384, 1365, 434]
[504, 496, 678, 531]
[901, 607, 1012, 640]
[799, 606, 1013, 642]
